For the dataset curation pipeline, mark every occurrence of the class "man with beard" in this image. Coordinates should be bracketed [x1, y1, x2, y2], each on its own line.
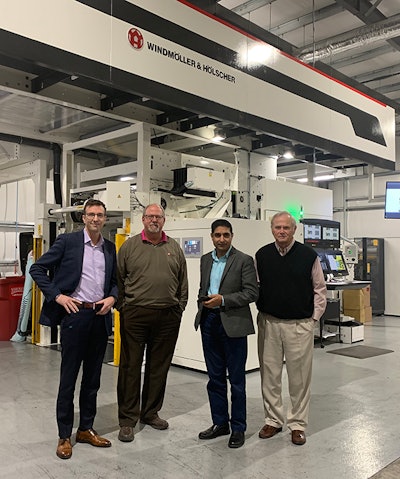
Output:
[116, 204, 188, 443]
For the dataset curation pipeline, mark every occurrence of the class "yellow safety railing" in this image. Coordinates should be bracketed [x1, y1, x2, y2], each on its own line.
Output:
[112, 227, 128, 366]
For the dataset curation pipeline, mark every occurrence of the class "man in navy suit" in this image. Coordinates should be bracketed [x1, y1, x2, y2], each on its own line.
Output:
[195, 219, 258, 448]
[30, 199, 118, 460]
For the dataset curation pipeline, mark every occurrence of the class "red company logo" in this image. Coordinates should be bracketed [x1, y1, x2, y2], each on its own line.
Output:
[128, 28, 144, 50]
[11, 286, 23, 297]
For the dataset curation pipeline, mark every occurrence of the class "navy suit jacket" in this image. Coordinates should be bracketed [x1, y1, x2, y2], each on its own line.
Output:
[194, 247, 259, 337]
[29, 230, 118, 336]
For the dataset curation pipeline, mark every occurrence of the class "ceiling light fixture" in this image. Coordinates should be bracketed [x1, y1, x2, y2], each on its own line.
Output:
[282, 151, 294, 160]
[212, 129, 226, 142]
[297, 174, 335, 183]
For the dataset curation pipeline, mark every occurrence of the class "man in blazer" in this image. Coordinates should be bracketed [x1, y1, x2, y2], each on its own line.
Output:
[195, 219, 258, 448]
[30, 199, 118, 460]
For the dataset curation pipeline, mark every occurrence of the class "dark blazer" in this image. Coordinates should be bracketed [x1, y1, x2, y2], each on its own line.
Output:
[194, 246, 259, 337]
[29, 230, 118, 336]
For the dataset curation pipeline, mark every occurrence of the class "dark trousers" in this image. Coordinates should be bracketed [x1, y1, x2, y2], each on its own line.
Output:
[57, 309, 108, 439]
[200, 309, 247, 432]
[117, 304, 182, 427]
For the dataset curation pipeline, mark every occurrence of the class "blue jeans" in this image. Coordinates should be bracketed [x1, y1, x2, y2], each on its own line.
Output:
[200, 309, 247, 432]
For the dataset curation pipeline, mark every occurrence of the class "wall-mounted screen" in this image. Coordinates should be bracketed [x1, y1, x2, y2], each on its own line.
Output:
[182, 237, 203, 258]
[384, 181, 400, 219]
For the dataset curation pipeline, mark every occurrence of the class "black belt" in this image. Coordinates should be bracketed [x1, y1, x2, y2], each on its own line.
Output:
[79, 302, 101, 311]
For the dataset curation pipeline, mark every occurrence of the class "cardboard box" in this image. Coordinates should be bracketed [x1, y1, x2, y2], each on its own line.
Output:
[342, 286, 371, 310]
[344, 306, 372, 323]
[325, 321, 364, 344]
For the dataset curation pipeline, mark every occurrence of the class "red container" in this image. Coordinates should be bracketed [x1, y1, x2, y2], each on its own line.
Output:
[0, 276, 25, 341]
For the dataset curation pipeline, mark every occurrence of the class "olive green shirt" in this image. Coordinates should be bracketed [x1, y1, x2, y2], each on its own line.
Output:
[117, 233, 188, 311]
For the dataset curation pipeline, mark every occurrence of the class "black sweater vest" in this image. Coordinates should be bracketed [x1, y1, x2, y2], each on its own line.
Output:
[256, 241, 317, 319]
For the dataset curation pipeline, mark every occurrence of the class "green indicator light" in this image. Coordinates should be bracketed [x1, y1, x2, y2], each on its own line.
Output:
[285, 204, 303, 222]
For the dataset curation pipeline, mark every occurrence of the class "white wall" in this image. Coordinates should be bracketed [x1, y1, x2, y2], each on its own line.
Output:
[332, 172, 400, 316]
[0, 179, 35, 274]
[0, 178, 54, 275]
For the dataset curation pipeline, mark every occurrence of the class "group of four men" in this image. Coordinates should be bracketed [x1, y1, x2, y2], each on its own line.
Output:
[30, 200, 326, 459]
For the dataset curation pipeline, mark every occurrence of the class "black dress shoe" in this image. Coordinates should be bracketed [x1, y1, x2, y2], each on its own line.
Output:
[228, 431, 245, 448]
[198, 424, 230, 440]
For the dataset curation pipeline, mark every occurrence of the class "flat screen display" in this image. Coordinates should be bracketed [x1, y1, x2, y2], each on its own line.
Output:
[182, 237, 203, 258]
[316, 250, 330, 275]
[322, 226, 340, 242]
[384, 181, 400, 219]
[324, 250, 349, 277]
[301, 219, 341, 249]
[303, 224, 321, 242]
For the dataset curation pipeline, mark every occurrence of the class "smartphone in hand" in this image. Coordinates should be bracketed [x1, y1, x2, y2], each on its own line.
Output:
[198, 295, 210, 302]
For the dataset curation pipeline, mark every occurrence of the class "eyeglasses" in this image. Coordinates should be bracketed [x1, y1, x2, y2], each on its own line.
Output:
[143, 214, 164, 220]
[85, 213, 105, 219]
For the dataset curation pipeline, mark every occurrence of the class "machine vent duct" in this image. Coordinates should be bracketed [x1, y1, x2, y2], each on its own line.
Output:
[298, 13, 400, 63]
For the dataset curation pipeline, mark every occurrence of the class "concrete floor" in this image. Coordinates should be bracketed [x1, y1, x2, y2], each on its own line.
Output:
[1, 315, 400, 479]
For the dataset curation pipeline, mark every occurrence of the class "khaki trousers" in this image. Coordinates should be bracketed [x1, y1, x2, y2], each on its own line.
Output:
[257, 312, 315, 431]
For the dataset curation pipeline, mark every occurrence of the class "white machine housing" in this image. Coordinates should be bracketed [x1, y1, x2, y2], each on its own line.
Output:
[167, 178, 332, 372]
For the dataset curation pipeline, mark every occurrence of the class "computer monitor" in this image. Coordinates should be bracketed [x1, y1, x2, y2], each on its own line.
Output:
[384, 181, 400, 219]
[316, 250, 330, 276]
[322, 225, 340, 244]
[301, 219, 341, 249]
[324, 249, 349, 277]
[303, 223, 322, 247]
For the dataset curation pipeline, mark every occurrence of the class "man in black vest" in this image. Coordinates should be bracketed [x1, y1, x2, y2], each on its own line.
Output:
[255, 211, 326, 446]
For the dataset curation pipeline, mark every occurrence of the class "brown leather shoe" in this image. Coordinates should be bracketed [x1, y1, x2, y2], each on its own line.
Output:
[291, 430, 306, 445]
[76, 428, 112, 447]
[56, 438, 72, 459]
[259, 424, 283, 439]
[140, 415, 169, 430]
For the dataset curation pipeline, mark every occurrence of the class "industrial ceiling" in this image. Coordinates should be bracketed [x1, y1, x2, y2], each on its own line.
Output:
[0, 0, 399, 183]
